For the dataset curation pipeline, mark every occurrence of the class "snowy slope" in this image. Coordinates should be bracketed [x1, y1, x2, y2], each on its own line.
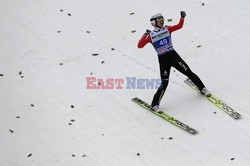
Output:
[1, 0, 250, 165]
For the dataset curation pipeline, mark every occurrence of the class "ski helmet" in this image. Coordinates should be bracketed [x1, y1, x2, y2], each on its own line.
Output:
[150, 13, 164, 27]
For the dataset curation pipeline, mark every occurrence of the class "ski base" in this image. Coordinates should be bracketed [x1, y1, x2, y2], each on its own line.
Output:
[132, 97, 198, 134]
[184, 78, 241, 119]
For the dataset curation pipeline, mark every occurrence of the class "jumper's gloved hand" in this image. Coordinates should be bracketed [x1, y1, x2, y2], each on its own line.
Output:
[145, 29, 151, 35]
[180, 11, 186, 18]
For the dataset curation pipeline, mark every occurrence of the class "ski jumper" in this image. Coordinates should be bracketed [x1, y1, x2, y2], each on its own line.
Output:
[138, 18, 206, 107]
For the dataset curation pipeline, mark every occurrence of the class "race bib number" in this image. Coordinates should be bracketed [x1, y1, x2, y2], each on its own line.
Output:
[155, 37, 173, 55]
[158, 38, 169, 46]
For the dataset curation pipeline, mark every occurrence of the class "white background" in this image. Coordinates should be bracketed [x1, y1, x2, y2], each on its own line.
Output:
[1, 0, 250, 165]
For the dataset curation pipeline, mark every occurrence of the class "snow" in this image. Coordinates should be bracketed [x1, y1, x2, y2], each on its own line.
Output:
[1, 0, 250, 165]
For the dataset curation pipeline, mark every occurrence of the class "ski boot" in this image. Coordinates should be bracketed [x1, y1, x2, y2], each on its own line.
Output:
[150, 105, 163, 114]
[201, 87, 212, 97]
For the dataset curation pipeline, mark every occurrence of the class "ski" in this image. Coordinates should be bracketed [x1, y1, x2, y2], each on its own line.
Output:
[184, 78, 241, 119]
[132, 97, 198, 134]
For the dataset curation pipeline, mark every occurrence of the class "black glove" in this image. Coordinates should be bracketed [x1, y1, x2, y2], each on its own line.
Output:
[180, 11, 186, 18]
[145, 29, 151, 35]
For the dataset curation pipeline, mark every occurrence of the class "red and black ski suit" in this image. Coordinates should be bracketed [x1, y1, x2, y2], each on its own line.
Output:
[138, 18, 206, 107]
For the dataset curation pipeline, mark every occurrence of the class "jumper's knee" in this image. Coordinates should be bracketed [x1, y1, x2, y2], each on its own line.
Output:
[159, 79, 169, 90]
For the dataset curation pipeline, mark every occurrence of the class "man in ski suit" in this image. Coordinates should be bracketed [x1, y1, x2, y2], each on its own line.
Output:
[137, 11, 210, 112]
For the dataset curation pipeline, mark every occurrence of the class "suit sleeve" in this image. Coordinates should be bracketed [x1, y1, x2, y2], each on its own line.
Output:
[137, 34, 152, 48]
[167, 18, 184, 34]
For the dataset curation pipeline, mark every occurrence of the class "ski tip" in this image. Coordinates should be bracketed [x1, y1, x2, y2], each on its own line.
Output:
[131, 97, 138, 101]
[233, 114, 241, 119]
[191, 130, 198, 134]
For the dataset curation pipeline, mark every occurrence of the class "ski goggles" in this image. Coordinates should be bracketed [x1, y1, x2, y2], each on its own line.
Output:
[156, 16, 164, 21]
